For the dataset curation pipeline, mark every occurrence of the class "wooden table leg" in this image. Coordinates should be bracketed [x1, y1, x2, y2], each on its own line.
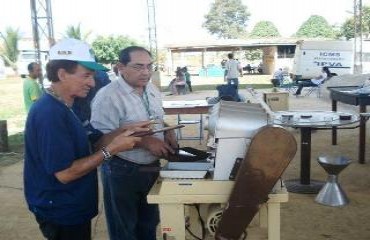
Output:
[158, 204, 186, 239]
[268, 202, 281, 240]
[300, 127, 311, 185]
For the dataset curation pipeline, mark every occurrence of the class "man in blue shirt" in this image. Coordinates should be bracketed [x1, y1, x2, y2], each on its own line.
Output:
[23, 38, 143, 240]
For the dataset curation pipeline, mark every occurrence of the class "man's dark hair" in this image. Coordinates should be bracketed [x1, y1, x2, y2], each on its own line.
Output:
[27, 62, 38, 73]
[227, 53, 234, 59]
[119, 46, 152, 65]
[322, 66, 331, 77]
[46, 60, 79, 82]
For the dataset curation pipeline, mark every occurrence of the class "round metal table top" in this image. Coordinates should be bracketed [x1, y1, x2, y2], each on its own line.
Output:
[271, 110, 359, 128]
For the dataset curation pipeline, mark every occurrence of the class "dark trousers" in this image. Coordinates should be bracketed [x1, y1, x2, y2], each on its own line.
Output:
[35, 215, 91, 240]
[101, 156, 159, 240]
[186, 80, 192, 92]
[295, 81, 317, 95]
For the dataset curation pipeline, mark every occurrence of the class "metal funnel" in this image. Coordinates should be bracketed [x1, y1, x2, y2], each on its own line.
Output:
[315, 156, 351, 207]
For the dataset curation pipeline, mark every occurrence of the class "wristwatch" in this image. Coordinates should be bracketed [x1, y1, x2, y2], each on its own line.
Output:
[101, 147, 112, 161]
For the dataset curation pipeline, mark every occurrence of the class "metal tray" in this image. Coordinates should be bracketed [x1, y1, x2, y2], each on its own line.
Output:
[160, 162, 213, 179]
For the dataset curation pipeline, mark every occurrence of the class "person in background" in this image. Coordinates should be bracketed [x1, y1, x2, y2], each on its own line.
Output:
[23, 38, 144, 240]
[221, 59, 227, 68]
[245, 63, 252, 74]
[175, 66, 186, 94]
[224, 53, 243, 88]
[271, 68, 284, 87]
[182, 66, 192, 92]
[23, 62, 43, 113]
[91, 46, 177, 240]
[294, 66, 331, 96]
[73, 68, 111, 144]
[257, 62, 263, 74]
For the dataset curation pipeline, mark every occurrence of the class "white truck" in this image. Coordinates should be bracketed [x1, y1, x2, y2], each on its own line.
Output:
[291, 40, 354, 80]
[16, 50, 48, 78]
[16, 39, 49, 78]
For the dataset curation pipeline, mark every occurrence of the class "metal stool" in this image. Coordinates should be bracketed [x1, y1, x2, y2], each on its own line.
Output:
[315, 156, 351, 207]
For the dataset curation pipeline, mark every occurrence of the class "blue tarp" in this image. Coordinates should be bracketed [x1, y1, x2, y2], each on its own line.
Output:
[199, 65, 225, 77]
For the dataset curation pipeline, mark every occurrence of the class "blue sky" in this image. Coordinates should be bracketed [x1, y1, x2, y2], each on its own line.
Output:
[0, 0, 368, 47]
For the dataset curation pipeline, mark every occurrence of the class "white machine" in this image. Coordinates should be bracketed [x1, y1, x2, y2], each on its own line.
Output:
[207, 101, 268, 180]
[147, 100, 289, 240]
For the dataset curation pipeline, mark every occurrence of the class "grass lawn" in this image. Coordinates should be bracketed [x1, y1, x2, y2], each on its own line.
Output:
[159, 73, 273, 91]
[0, 77, 27, 134]
[0, 73, 273, 155]
[0, 77, 26, 161]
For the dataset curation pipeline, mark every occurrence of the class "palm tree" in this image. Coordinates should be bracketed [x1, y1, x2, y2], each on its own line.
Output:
[0, 27, 20, 70]
[64, 23, 92, 41]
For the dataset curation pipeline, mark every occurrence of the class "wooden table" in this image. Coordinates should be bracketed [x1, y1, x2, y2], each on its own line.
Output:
[328, 86, 370, 164]
[162, 100, 211, 115]
[273, 111, 359, 193]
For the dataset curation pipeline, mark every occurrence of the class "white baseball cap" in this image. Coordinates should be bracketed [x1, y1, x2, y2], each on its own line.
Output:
[49, 38, 108, 71]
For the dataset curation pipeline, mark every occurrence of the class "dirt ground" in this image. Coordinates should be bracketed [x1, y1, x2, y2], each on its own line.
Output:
[1, 88, 370, 240]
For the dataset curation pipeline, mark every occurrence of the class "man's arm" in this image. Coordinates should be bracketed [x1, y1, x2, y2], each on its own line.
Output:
[237, 62, 243, 77]
[55, 131, 140, 184]
[93, 120, 152, 150]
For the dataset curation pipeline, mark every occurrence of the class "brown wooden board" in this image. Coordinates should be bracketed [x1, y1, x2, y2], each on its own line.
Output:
[215, 126, 297, 240]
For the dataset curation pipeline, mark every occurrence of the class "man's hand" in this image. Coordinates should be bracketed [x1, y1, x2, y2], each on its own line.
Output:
[105, 131, 141, 155]
[120, 120, 153, 133]
[138, 136, 175, 157]
[94, 120, 152, 150]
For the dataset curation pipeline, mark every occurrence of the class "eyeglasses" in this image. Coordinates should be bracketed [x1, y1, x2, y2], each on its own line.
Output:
[126, 63, 154, 72]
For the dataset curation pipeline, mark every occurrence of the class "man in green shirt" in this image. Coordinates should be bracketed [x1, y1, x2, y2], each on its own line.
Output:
[23, 62, 42, 112]
[182, 66, 192, 92]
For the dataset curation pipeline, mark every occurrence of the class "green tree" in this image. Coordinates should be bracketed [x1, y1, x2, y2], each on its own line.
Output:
[340, 18, 355, 40]
[295, 15, 335, 38]
[339, 6, 370, 40]
[203, 0, 250, 39]
[244, 49, 262, 61]
[363, 6, 370, 34]
[64, 23, 91, 41]
[249, 21, 280, 38]
[0, 27, 20, 69]
[91, 35, 139, 64]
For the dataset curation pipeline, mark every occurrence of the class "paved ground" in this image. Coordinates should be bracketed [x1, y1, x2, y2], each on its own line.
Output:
[1, 87, 370, 239]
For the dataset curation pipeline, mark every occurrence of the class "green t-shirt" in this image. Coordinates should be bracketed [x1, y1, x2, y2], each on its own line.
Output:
[184, 72, 191, 82]
[23, 78, 42, 113]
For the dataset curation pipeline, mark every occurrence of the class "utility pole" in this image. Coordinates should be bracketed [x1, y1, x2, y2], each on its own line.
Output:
[354, 0, 363, 74]
[146, 0, 161, 88]
[30, 0, 55, 87]
[147, 0, 158, 63]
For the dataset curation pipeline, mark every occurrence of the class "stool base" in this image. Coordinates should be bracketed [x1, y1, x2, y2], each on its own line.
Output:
[285, 179, 324, 194]
[315, 175, 349, 207]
